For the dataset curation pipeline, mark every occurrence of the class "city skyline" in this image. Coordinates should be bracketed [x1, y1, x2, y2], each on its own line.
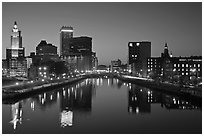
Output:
[2, 2, 202, 65]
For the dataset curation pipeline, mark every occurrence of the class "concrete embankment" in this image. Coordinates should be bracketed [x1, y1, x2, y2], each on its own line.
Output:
[2, 76, 86, 103]
[116, 75, 202, 99]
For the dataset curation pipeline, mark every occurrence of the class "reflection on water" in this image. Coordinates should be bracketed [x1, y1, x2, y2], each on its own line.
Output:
[3, 78, 201, 134]
[8, 78, 96, 130]
[128, 84, 200, 115]
[10, 102, 23, 130]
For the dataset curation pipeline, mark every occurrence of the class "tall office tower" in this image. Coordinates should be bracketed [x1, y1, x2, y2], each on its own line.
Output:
[6, 21, 24, 59]
[6, 21, 27, 77]
[60, 26, 73, 56]
[128, 41, 151, 77]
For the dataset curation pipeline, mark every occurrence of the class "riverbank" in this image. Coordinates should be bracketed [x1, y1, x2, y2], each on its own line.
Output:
[2, 76, 86, 102]
[115, 74, 202, 98]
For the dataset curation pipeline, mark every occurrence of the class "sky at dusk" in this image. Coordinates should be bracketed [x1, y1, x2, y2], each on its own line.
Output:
[2, 2, 202, 65]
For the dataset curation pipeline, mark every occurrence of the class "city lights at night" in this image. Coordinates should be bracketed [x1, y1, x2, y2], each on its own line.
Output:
[2, 2, 202, 134]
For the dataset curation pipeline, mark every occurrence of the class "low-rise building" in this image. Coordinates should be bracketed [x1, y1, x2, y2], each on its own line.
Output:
[147, 43, 202, 84]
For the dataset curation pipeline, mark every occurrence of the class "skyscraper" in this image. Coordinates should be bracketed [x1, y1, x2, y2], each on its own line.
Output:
[6, 21, 24, 59]
[60, 25, 97, 73]
[128, 41, 151, 77]
[6, 21, 27, 77]
[60, 26, 73, 56]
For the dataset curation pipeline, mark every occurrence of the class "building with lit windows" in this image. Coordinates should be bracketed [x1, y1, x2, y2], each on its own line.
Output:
[38, 66, 49, 79]
[60, 26, 74, 56]
[128, 41, 151, 77]
[60, 26, 97, 72]
[28, 40, 60, 79]
[147, 43, 202, 82]
[6, 21, 27, 77]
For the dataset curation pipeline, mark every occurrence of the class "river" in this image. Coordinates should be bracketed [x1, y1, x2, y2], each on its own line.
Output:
[2, 78, 202, 134]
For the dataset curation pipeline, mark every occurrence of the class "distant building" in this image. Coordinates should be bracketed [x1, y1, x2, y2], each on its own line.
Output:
[36, 40, 57, 55]
[32, 40, 59, 66]
[128, 41, 151, 77]
[68, 36, 93, 72]
[92, 52, 98, 71]
[111, 59, 122, 72]
[147, 43, 202, 82]
[60, 26, 74, 56]
[60, 27, 96, 72]
[2, 59, 8, 76]
[29, 40, 60, 79]
[69, 36, 92, 54]
[6, 21, 27, 77]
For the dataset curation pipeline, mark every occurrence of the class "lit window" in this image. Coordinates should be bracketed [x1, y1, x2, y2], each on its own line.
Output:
[178, 64, 180, 67]
[198, 64, 200, 67]
[44, 67, 47, 70]
[186, 64, 188, 67]
[44, 72, 46, 74]
[174, 64, 176, 67]
[129, 43, 133, 47]
[182, 73, 184, 75]
[39, 67, 42, 70]
[198, 69, 200, 71]
[182, 64, 184, 67]
[194, 64, 196, 67]
[186, 73, 188, 75]
[137, 43, 140, 46]
[132, 55, 134, 57]
[135, 55, 137, 57]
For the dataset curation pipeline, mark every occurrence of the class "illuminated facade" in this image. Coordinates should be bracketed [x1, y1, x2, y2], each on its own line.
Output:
[6, 21, 27, 77]
[128, 41, 151, 77]
[147, 43, 202, 82]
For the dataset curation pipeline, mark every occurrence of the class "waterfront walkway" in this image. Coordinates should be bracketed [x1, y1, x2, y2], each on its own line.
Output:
[2, 73, 202, 102]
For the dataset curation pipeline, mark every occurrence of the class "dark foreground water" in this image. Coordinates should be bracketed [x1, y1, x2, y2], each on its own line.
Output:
[2, 78, 202, 134]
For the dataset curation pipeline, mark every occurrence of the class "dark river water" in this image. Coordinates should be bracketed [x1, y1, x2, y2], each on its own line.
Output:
[2, 78, 202, 134]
